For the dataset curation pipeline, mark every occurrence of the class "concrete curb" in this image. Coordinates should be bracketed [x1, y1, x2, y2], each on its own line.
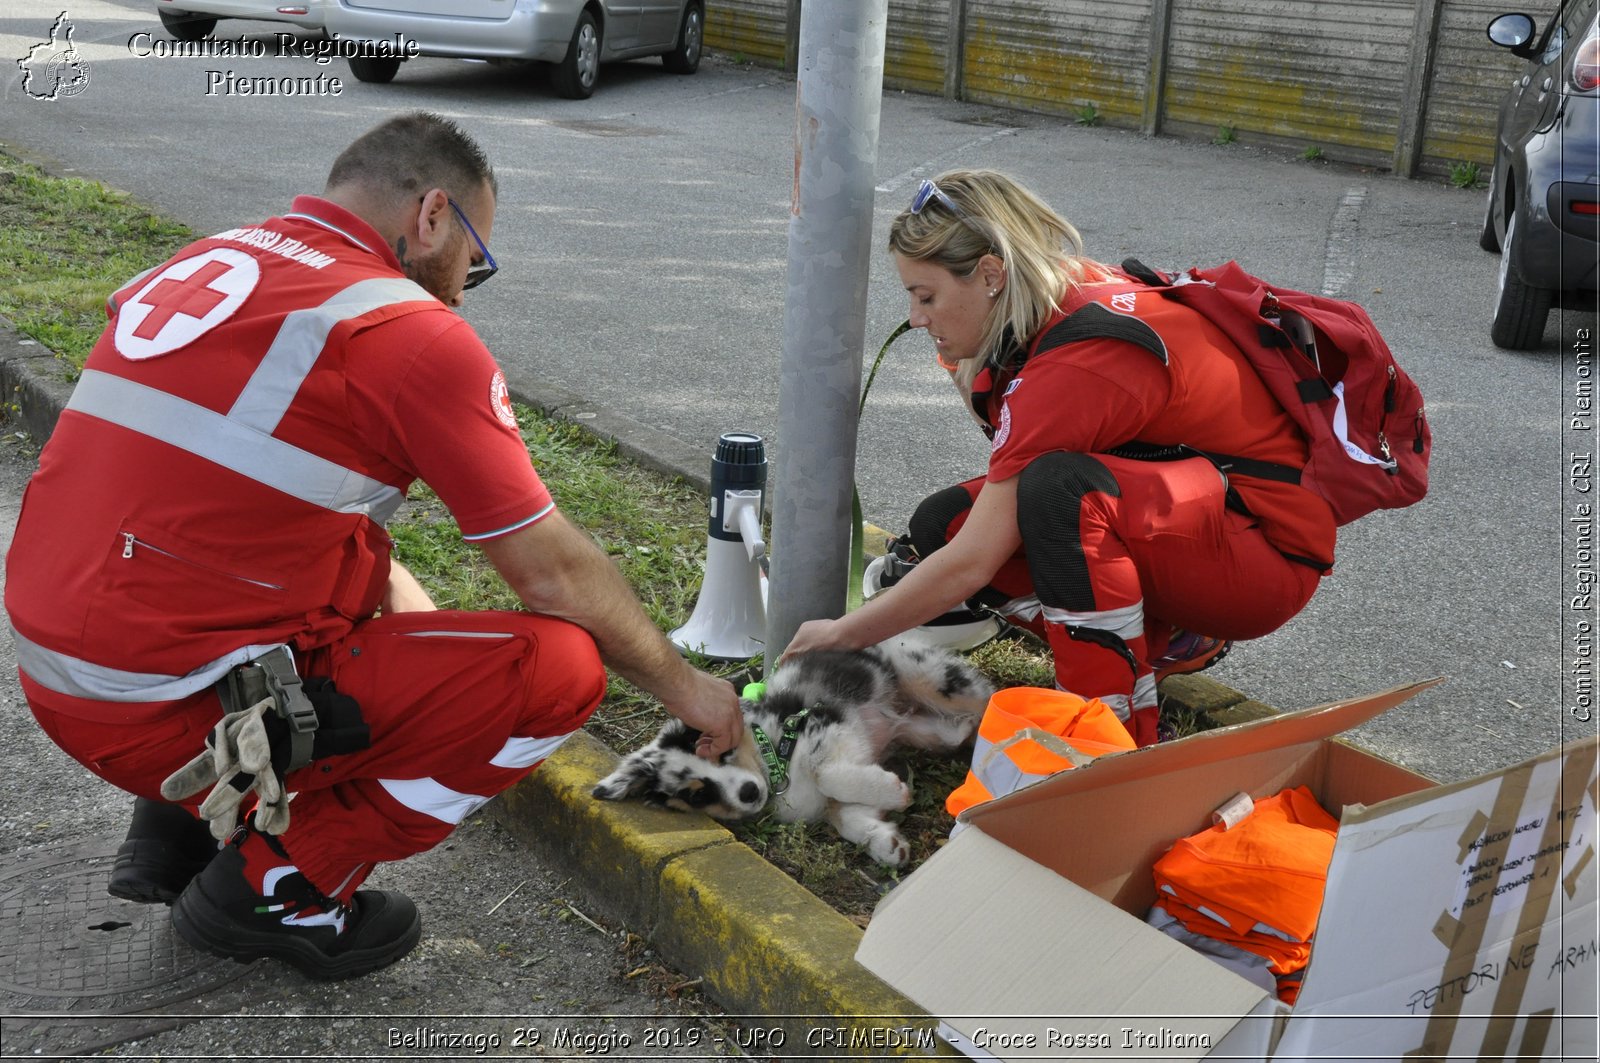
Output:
[1, 325, 1271, 1058]
[0, 321, 76, 448]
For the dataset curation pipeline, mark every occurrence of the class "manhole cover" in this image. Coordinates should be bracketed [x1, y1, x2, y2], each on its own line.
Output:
[0, 836, 252, 1012]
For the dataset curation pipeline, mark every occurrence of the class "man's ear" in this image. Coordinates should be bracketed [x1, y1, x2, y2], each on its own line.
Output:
[412, 188, 453, 254]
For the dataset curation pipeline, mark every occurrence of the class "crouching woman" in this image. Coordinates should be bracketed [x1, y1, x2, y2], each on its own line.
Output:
[783, 169, 1334, 745]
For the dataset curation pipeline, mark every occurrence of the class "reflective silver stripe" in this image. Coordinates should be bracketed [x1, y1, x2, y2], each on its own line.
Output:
[230, 277, 431, 433]
[994, 594, 1042, 623]
[1097, 692, 1134, 721]
[970, 734, 1051, 800]
[970, 732, 1071, 798]
[490, 733, 571, 770]
[380, 733, 574, 823]
[1040, 599, 1145, 640]
[284, 212, 379, 256]
[68, 370, 404, 521]
[1132, 672, 1159, 711]
[14, 624, 284, 703]
[460, 501, 556, 542]
[378, 777, 492, 826]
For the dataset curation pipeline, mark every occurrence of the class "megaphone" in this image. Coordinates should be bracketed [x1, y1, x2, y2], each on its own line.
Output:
[670, 432, 768, 661]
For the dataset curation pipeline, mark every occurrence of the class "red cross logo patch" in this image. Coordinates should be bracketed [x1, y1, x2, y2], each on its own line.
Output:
[114, 248, 259, 360]
[490, 370, 518, 429]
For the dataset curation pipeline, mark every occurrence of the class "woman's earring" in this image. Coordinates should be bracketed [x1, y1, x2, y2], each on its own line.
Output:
[987, 289, 998, 298]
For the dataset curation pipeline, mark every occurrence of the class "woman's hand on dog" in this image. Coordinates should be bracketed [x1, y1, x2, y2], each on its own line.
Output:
[781, 618, 856, 663]
[664, 669, 744, 760]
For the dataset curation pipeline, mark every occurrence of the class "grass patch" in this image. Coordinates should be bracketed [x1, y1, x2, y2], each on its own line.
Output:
[0, 149, 192, 375]
[1074, 102, 1102, 127]
[1300, 145, 1324, 162]
[1449, 160, 1482, 190]
[1213, 124, 1237, 145]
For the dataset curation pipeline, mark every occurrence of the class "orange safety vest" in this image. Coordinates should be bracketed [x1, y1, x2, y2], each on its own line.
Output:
[946, 687, 1136, 818]
[1151, 785, 1338, 989]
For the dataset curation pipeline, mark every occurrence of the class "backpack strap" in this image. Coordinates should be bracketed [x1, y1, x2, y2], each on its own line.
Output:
[1037, 303, 1169, 365]
[1049, 275, 1319, 558]
[1120, 258, 1172, 287]
[1108, 442, 1302, 487]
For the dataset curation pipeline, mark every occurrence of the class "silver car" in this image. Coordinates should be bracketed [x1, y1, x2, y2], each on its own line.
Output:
[155, 1, 326, 41]
[324, 0, 704, 99]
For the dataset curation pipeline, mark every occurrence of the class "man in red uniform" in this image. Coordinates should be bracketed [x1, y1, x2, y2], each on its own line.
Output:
[4, 112, 742, 980]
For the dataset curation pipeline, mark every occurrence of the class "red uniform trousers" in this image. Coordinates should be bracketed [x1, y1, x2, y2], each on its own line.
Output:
[24, 610, 605, 900]
[911, 453, 1320, 745]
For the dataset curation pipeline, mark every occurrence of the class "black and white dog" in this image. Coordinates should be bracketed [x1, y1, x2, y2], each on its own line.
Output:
[592, 643, 994, 866]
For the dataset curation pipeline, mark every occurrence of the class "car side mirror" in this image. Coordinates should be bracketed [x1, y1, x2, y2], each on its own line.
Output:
[1488, 13, 1541, 57]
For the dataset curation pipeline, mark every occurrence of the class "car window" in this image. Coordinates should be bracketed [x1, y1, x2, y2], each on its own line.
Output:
[1542, 22, 1570, 65]
[1566, 0, 1599, 32]
[1535, 0, 1592, 63]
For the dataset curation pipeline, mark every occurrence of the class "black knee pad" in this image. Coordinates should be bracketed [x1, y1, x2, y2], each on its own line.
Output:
[907, 484, 977, 558]
[1016, 452, 1121, 611]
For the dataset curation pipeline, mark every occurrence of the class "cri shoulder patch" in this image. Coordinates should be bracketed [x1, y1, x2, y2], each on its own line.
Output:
[114, 248, 259, 361]
[490, 369, 518, 429]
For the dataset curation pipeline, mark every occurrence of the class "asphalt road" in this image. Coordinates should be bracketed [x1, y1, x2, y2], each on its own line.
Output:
[3, 0, 1596, 786]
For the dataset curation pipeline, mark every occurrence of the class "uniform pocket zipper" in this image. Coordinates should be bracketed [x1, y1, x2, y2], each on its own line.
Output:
[120, 532, 287, 591]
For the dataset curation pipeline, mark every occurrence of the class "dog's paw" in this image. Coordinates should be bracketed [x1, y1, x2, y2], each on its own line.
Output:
[867, 828, 911, 867]
[889, 776, 912, 811]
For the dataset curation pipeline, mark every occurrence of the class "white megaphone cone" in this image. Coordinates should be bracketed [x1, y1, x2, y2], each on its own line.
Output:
[670, 432, 768, 661]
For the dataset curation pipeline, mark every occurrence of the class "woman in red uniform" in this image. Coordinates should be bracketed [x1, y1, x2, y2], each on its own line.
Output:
[784, 169, 1334, 745]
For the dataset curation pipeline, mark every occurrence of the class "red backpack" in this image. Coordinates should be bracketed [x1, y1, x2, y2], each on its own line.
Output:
[1090, 259, 1431, 526]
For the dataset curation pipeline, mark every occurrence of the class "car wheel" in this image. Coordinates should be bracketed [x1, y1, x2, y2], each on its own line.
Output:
[552, 11, 600, 99]
[158, 9, 217, 41]
[1490, 212, 1553, 349]
[1478, 182, 1501, 253]
[662, 3, 704, 75]
[348, 55, 404, 84]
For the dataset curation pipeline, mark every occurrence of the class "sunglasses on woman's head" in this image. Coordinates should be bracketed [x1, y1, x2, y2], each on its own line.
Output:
[910, 179, 970, 221]
[909, 180, 996, 252]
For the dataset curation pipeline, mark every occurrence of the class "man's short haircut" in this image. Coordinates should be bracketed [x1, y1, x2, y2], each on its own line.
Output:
[325, 111, 498, 203]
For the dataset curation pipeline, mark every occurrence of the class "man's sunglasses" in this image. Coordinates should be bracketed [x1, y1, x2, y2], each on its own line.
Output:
[448, 198, 498, 291]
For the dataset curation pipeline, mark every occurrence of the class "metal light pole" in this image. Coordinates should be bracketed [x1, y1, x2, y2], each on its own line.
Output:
[764, 0, 890, 667]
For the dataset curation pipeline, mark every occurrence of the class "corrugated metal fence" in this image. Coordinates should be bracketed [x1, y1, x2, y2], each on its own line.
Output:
[704, 0, 1530, 177]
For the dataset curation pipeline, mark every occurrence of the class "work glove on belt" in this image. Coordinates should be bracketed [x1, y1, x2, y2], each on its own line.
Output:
[161, 676, 371, 840]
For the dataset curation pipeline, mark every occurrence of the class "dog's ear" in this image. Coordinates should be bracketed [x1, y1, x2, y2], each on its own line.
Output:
[591, 753, 661, 802]
[654, 719, 704, 757]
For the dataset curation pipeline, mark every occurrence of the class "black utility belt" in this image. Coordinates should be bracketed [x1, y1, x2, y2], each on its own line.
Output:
[216, 646, 319, 772]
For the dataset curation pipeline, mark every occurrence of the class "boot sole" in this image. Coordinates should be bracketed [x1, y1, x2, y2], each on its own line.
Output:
[172, 884, 421, 981]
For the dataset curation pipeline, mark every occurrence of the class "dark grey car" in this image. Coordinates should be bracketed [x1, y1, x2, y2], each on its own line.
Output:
[1481, 0, 1600, 349]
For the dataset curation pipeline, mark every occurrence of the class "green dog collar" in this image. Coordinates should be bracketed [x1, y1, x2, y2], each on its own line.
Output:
[749, 706, 809, 796]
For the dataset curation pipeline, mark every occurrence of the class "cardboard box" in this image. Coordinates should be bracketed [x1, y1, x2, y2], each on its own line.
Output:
[857, 681, 1599, 1061]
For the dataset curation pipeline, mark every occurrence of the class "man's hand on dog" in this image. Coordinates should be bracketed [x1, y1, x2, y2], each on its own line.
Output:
[665, 668, 743, 760]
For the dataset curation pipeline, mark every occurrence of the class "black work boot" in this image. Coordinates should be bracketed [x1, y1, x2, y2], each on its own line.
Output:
[171, 828, 421, 981]
[108, 797, 219, 904]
